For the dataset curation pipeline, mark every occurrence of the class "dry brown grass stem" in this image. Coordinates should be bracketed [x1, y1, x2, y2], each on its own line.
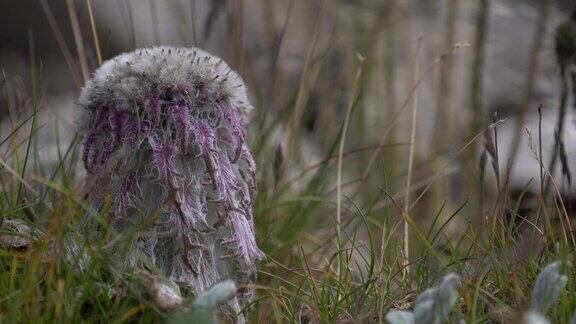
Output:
[0, 154, 39, 197]
[336, 55, 364, 278]
[402, 39, 421, 275]
[469, 0, 489, 149]
[434, 0, 459, 148]
[39, 0, 82, 89]
[410, 119, 507, 211]
[189, 0, 198, 46]
[545, 64, 569, 191]
[268, 0, 295, 105]
[86, 0, 102, 66]
[66, 0, 90, 82]
[231, 0, 245, 71]
[286, 0, 328, 156]
[118, 0, 136, 49]
[149, 0, 160, 46]
[508, 0, 552, 164]
[359, 43, 468, 189]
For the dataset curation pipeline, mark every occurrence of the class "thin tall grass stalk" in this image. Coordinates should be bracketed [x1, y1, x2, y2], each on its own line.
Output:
[434, 0, 458, 148]
[189, 0, 198, 46]
[288, 143, 408, 186]
[17, 31, 40, 203]
[469, 0, 489, 153]
[402, 39, 421, 276]
[149, 0, 160, 46]
[471, 0, 490, 129]
[66, 0, 90, 82]
[432, 0, 459, 209]
[492, 117, 510, 240]
[39, 0, 82, 89]
[85, 0, 102, 66]
[0, 154, 39, 197]
[231, 0, 245, 71]
[336, 56, 364, 278]
[378, 163, 394, 324]
[118, 0, 136, 49]
[467, 0, 489, 223]
[286, 0, 328, 156]
[538, 106, 545, 200]
[380, 0, 397, 200]
[508, 0, 552, 164]
[263, 0, 294, 121]
[352, 2, 395, 157]
[382, 0, 397, 129]
[546, 62, 569, 191]
[358, 44, 465, 189]
[409, 119, 507, 211]
[367, 165, 459, 214]
[529, 136, 576, 248]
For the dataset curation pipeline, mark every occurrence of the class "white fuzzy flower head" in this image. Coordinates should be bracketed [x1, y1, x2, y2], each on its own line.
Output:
[77, 46, 263, 315]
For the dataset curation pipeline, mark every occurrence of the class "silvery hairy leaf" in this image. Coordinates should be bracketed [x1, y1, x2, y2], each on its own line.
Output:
[385, 310, 415, 324]
[531, 262, 571, 314]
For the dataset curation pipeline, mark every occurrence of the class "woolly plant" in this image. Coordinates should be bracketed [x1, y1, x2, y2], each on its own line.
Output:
[76, 46, 263, 315]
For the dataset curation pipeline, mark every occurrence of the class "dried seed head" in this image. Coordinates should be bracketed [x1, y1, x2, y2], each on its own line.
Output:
[77, 46, 262, 312]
